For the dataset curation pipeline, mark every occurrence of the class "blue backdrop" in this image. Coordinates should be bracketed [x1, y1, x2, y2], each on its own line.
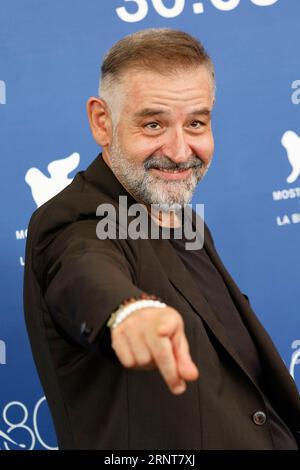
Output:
[0, 0, 299, 450]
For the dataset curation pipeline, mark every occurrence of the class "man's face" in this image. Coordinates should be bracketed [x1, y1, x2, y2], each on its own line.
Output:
[106, 66, 215, 209]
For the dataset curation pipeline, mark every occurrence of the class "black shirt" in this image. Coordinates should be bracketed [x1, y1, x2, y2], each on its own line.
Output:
[162, 223, 298, 450]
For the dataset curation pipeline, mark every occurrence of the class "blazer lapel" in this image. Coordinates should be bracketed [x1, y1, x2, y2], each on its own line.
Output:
[149, 203, 298, 403]
[203, 225, 300, 399]
[149, 234, 263, 390]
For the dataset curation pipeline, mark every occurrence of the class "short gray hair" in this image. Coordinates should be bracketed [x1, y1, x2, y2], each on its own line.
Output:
[98, 28, 215, 126]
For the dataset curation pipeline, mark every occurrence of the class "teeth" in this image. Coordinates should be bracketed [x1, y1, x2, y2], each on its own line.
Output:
[159, 169, 186, 173]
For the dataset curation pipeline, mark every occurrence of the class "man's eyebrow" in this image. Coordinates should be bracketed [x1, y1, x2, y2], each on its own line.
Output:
[133, 107, 211, 119]
[133, 108, 168, 119]
[189, 107, 211, 117]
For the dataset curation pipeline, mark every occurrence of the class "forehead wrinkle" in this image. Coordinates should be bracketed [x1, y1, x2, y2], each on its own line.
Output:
[133, 106, 211, 119]
[125, 77, 212, 98]
[128, 81, 212, 103]
[120, 66, 214, 103]
[131, 87, 211, 101]
[121, 72, 214, 118]
[127, 92, 212, 113]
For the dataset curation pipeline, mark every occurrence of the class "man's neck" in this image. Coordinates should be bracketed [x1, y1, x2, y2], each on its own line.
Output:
[146, 205, 182, 229]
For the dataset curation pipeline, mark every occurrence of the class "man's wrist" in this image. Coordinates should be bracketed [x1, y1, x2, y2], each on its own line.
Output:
[107, 294, 166, 330]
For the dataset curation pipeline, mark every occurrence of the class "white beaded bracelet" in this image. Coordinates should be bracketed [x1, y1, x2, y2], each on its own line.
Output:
[107, 299, 167, 330]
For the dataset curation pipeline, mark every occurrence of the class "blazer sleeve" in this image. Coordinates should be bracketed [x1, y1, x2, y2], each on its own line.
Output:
[32, 218, 148, 354]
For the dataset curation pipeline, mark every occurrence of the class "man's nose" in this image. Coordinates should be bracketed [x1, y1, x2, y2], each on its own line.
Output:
[162, 127, 192, 164]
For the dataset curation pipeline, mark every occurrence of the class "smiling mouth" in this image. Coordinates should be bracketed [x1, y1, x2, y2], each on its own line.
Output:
[150, 167, 193, 180]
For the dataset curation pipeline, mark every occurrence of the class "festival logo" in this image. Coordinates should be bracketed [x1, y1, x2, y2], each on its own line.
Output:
[281, 131, 300, 184]
[290, 339, 300, 382]
[0, 397, 57, 450]
[25, 152, 80, 207]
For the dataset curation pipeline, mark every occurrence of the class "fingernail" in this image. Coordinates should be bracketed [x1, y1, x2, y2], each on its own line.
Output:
[173, 383, 186, 394]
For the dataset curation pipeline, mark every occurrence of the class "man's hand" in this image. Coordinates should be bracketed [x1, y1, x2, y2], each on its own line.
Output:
[110, 306, 199, 395]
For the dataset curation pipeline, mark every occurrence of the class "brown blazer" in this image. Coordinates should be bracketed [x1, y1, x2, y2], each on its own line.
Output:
[23, 153, 300, 449]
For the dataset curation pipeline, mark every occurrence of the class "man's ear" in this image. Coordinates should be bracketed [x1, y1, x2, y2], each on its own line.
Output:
[86, 97, 112, 147]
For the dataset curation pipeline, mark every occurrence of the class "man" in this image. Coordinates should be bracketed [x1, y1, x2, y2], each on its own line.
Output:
[23, 28, 300, 450]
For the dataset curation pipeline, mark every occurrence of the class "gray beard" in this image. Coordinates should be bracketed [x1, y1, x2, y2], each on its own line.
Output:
[109, 135, 209, 211]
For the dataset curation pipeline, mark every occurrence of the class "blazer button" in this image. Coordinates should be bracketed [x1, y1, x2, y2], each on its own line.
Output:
[80, 322, 92, 336]
[252, 411, 267, 425]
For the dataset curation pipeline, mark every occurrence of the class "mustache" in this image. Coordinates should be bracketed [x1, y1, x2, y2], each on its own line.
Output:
[144, 155, 203, 171]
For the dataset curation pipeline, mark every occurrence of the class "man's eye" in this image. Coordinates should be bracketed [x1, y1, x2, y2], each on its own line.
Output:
[190, 120, 204, 129]
[145, 122, 161, 130]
